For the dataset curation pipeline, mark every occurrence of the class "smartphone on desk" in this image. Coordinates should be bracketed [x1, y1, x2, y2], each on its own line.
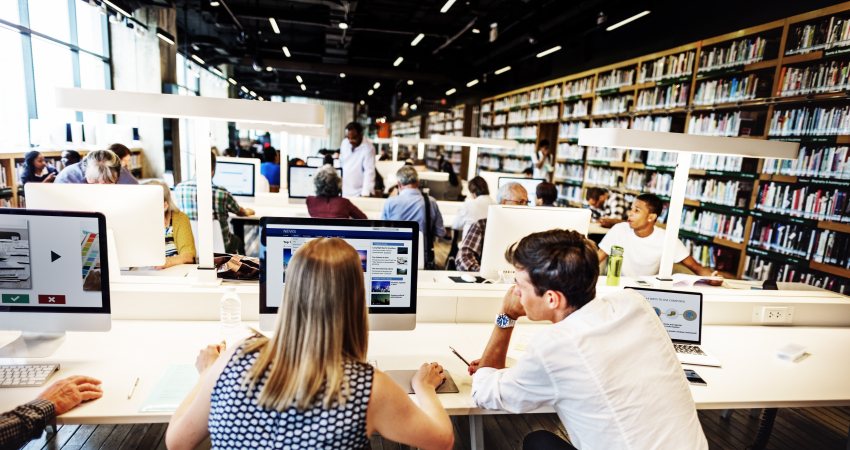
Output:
[684, 369, 707, 386]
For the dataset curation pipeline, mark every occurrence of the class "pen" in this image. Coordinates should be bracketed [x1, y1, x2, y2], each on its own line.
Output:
[449, 346, 471, 367]
[127, 377, 139, 400]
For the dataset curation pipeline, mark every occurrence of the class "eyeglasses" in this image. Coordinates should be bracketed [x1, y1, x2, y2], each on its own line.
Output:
[504, 198, 528, 205]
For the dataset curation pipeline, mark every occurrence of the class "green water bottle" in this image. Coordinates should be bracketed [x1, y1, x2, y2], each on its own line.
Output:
[606, 246, 624, 286]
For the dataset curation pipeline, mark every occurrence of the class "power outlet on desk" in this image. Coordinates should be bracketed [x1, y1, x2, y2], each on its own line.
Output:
[752, 306, 794, 324]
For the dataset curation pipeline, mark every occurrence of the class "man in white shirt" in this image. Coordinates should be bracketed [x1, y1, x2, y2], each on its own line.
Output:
[598, 193, 719, 277]
[469, 229, 708, 450]
[339, 122, 376, 197]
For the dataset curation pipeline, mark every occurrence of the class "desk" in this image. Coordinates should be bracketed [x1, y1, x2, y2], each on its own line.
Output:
[1, 321, 849, 448]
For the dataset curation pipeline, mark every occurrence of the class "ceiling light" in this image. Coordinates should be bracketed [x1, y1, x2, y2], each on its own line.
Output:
[393, 56, 404, 67]
[191, 43, 200, 51]
[249, 90, 256, 97]
[606, 10, 651, 31]
[407, 79, 414, 85]
[338, 21, 349, 30]
[373, 82, 381, 89]
[536, 45, 562, 58]
[102, 0, 131, 18]
[445, 88, 456, 95]
[191, 54, 205, 65]
[227, 78, 237, 85]
[269, 17, 280, 34]
[466, 79, 479, 87]
[265, 66, 273, 72]
[411, 33, 424, 46]
[258, 96, 264, 101]
[155, 28, 175, 46]
[410, 104, 417, 110]
[240, 86, 249, 93]
[282, 46, 291, 57]
[210, 67, 224, 77]
[403, 102, 409, 108]
[489, 22, 498, 42]
[209, 0, 220, 6]
[495, 65, 511, 75]
[360, 100, 365, 105]
[296, 75, 303, 83]
[339, 73, 346, 78]
[472, 28, 480, 34]
[368, 89, 374, 96]
[300, 84, 306, 91]
[440, 0, 456, 13]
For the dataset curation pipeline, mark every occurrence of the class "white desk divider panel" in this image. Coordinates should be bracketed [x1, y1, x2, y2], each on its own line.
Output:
[430, 134, 518, 181]
[578, 129, 798, 278]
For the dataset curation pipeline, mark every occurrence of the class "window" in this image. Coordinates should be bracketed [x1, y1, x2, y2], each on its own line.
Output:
[0, 28, 28, 147]
[0, 2, 19, 24]
[76, 0, 105, 56]
[28, 0, 70, 42]
[31, 36, 75, 122]
[80, 53, 108, 123]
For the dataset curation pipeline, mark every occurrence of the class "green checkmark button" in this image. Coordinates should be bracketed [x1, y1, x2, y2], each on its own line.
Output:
[1, 294, 29, 304]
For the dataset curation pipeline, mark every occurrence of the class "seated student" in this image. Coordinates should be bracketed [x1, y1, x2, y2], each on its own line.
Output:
[381, 166, 445, 267]
[535, 181, 557, 207]
[55, 145, 138, 184]
[598, 193, 721, 278]
[109, 143, 133, 170]
[456, 182, 528, 272]
[143, 180, 196, 268]
[260, 146, 281, 187]
[60, 149, 81, 168]
[469, 229, 708, 450]
[78, 150, 123, 184]
[451, 176, 493, 238]
[289, 157, 306, 167]
[307, 165, 367, 219]
[585, 187, 628, 228]
[19, 150, 58, 185]
[166, 238, 454, 450]
[173, 151, 255, 254]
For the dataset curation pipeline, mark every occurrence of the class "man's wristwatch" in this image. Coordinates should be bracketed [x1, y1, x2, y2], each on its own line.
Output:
[495, 313, 516, 329]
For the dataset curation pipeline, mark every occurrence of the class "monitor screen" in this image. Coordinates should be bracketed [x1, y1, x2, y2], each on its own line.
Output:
[213, 160, 256, 197]
[288, 166, 343, 198]
[0, 209, 109, 315]
[626, 287, 703, 344]
[260, 217, 418, 317]
[498, 177, 545, 206]
[305, 157, 341, 168]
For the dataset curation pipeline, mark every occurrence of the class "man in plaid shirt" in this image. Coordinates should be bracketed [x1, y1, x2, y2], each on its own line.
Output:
[174, 151, 255, 254]
[457, 183, 528, 272]
[585, 187, 628, 228]
[0, 376, 102, 448]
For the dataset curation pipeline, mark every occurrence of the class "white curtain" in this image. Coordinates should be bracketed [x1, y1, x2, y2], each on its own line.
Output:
[281, 96, 354, 160]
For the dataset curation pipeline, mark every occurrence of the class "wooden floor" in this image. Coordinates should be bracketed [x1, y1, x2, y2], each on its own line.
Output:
[19, 407, 849, 449]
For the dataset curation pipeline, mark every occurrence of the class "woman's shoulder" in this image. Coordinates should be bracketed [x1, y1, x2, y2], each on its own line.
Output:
[171, 209, 192, 225]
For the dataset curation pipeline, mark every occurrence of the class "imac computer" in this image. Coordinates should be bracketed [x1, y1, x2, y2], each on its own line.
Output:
[25, 184, 165, 270]
[260, 217, 418, 331]
[479, 205, 592, 279]
[375, 161, 405, 192]
[0, 209, 110, 357]
[498, 176, 545, 206]
[213, 156, 259, 197]
[288, 165, 343, 199]
[479, 170, 517, 201]
[305, 156, 341, 169]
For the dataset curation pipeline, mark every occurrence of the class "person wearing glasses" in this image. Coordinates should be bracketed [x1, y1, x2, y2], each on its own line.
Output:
[456, 182, 528, 272]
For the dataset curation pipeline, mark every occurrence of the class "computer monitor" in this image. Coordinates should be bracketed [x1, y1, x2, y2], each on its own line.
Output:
[479, 170, 515, 201]
[25, 184, 165, 268]
[306, 157, 340, 169]
[0, 209, 110, 357]
[288, 165, 343, 199]
[479, 205, 592, 279]
[498, 176, 545, 206]
[259, 217, 418, 331]
[375, 161, 405, 191]
[213, 156, 259, 197]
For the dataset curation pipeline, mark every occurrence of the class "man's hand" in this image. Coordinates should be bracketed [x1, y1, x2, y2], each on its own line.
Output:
[502, 286, 526, 320]
[242, 207, 255, 217]
[598, 217, 620, 228]
[412, 362, 447, 392]
[195, 342, 225, 373]
[44, 173, 56, 183]
[467, 359, 481, 375]
[37, 376, 103, 415]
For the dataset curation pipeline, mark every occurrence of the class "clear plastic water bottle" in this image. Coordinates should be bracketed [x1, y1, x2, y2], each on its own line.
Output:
[220, 287, 242, 330]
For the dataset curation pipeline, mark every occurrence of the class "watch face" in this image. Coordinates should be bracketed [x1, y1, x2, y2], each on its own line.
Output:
[496, 314, 510, 327]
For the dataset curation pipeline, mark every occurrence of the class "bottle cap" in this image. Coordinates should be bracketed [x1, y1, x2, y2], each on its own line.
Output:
[611, 245, 624, 256]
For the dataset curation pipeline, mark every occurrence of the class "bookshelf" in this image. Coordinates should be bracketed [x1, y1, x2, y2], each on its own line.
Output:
[477, 3, 850, 294]
[423, 106, 467, 173]
[0, 148, 145, 207]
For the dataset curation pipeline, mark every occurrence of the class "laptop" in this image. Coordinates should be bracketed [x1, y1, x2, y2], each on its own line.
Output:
[626, 287, 721, 367]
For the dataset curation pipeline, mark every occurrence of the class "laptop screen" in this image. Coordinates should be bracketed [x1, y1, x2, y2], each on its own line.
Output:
[626, 287, 702, 344]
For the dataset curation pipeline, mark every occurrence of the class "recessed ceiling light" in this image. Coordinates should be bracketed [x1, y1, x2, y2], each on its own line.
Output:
[495, 65, 511, 75]
[466, 79, 479, 87]
[282, 46, 291, 57]
[300, 84, 306, 91]
[265, 66, 273, 72]
[190, 54, 205, 65]
[411, 33, 424, 46]
[210, 67, 224, 77]
[227, 78, 237, 85]
[209, 0, 220, 6]
[403, 102, 409, 108]
[407, 79, 414, 85]
[339, 73, 346, 78]
[360, 100, 365, 105]
[249, 90, 256, 97]
[536, 45, 562, 58]
[373, 82, 381, 89]
[440, 0, 456, 13]
[393, 56, 404, 67]
[445, 88, 456, 95]
[240, 86, 249, 93]
[472, 28, 480, 34]
[368, 89, 374, 96]
[269, 17, 280, 34]
[296, 75, 303, 83]
[338, 21, 349, 30]
[606, 10, 651, 31]
[410, 103, 418, 110]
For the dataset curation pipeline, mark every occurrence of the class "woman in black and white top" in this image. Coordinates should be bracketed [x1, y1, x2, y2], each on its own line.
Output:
[166, 238, 454, 450]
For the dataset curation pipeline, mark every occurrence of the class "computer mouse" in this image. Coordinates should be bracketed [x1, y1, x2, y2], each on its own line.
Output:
[460, 274, 477, 283]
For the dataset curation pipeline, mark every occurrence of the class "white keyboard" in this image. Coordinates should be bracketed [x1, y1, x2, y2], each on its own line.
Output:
[0, 364, 59, 387]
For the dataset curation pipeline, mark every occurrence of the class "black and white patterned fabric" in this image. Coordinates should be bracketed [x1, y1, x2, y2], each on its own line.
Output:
[209, 342, 374, 450]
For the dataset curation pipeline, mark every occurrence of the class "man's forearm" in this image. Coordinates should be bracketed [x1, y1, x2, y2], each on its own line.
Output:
[0, 400, 55, 448]
[477, 327, 514, 370]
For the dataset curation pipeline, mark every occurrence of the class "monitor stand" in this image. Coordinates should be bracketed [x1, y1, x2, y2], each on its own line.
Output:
[0, 332, 65, 358]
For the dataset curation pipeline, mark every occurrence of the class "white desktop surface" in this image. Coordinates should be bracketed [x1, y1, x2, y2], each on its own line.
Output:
[235, 201, 460, 228]
[1, 321, 849, 425]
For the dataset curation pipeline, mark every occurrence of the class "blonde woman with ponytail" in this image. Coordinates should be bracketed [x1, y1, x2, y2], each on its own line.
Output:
[166, 238, 454, 450]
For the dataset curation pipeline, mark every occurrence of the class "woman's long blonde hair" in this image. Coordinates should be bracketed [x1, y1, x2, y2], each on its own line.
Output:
[243, 238, 368, 410]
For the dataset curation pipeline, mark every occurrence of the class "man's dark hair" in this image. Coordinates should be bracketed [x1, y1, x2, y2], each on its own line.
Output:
[62, 150, 81, 165]
[585, 187, 607, 202]
[467, 176, 489, 197]
[505, 229, 599, 310]
[262, 146, 277, 163]
[535, 182, 557, 206]
[522, 167, 533, 176]
[636, 193, 663, 217]
[108, 143, 131, 159]
[210, 150, 217, 172]
[538, 139, 550, 148]
[345, 122, 364, 135]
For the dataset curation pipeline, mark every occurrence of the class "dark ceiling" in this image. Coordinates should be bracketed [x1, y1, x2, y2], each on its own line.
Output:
[129, 0, 845, 119]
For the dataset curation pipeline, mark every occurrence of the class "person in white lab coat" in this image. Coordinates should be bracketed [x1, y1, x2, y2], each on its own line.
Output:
[339, 122, 376, 197]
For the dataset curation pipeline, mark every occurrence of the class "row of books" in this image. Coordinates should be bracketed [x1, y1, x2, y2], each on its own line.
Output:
[693, 74, 762, 105]
[539, 105, 559, 121]
[585, 166, 623, 187]
[635, 84, 690, 111]
[493, 113, 507, 126]
[625, 170, 671, 195]
[558, 121, 587, 139]
[762, 145, 850, 179]
[596, 69, 635, 91]
[638, 51, 695, 83]
[507, 110, 529, 125]
[558, 184, 583, 204]
[632, 116, 673, 132]
[645, 150, 678, 167]
[562, 100, 590, 119]
[541, 85, 562, 103]
[691, 154, 744, 171]
[506, 125, 538, 140]
[680, 207, 746, 243]
[749, 220, 849, 268]
[769, 105, 850, 136]
[698, 36, 768, 72]
[554, 163, 584, 182]
[592, 95, 631, 115]
[587, 147, 627, 162]
[592, 118, 630, 129]
[681, 238, 738, 272]
[556, 143, 583, 161]
[564, 77, 594, 97]
[785, 15, 850, 55]
[687, 111, 750, 136]
[685, 178, 747, 207]
[755, 181, 850, 223]
[777, 60, 850, 96]
[501, 158, 528, 173]
[742, 255, 848, 294]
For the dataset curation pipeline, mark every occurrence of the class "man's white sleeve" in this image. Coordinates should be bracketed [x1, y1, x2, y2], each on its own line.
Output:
[471, 346, 554, 413]
[361, 145, 376, 196]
